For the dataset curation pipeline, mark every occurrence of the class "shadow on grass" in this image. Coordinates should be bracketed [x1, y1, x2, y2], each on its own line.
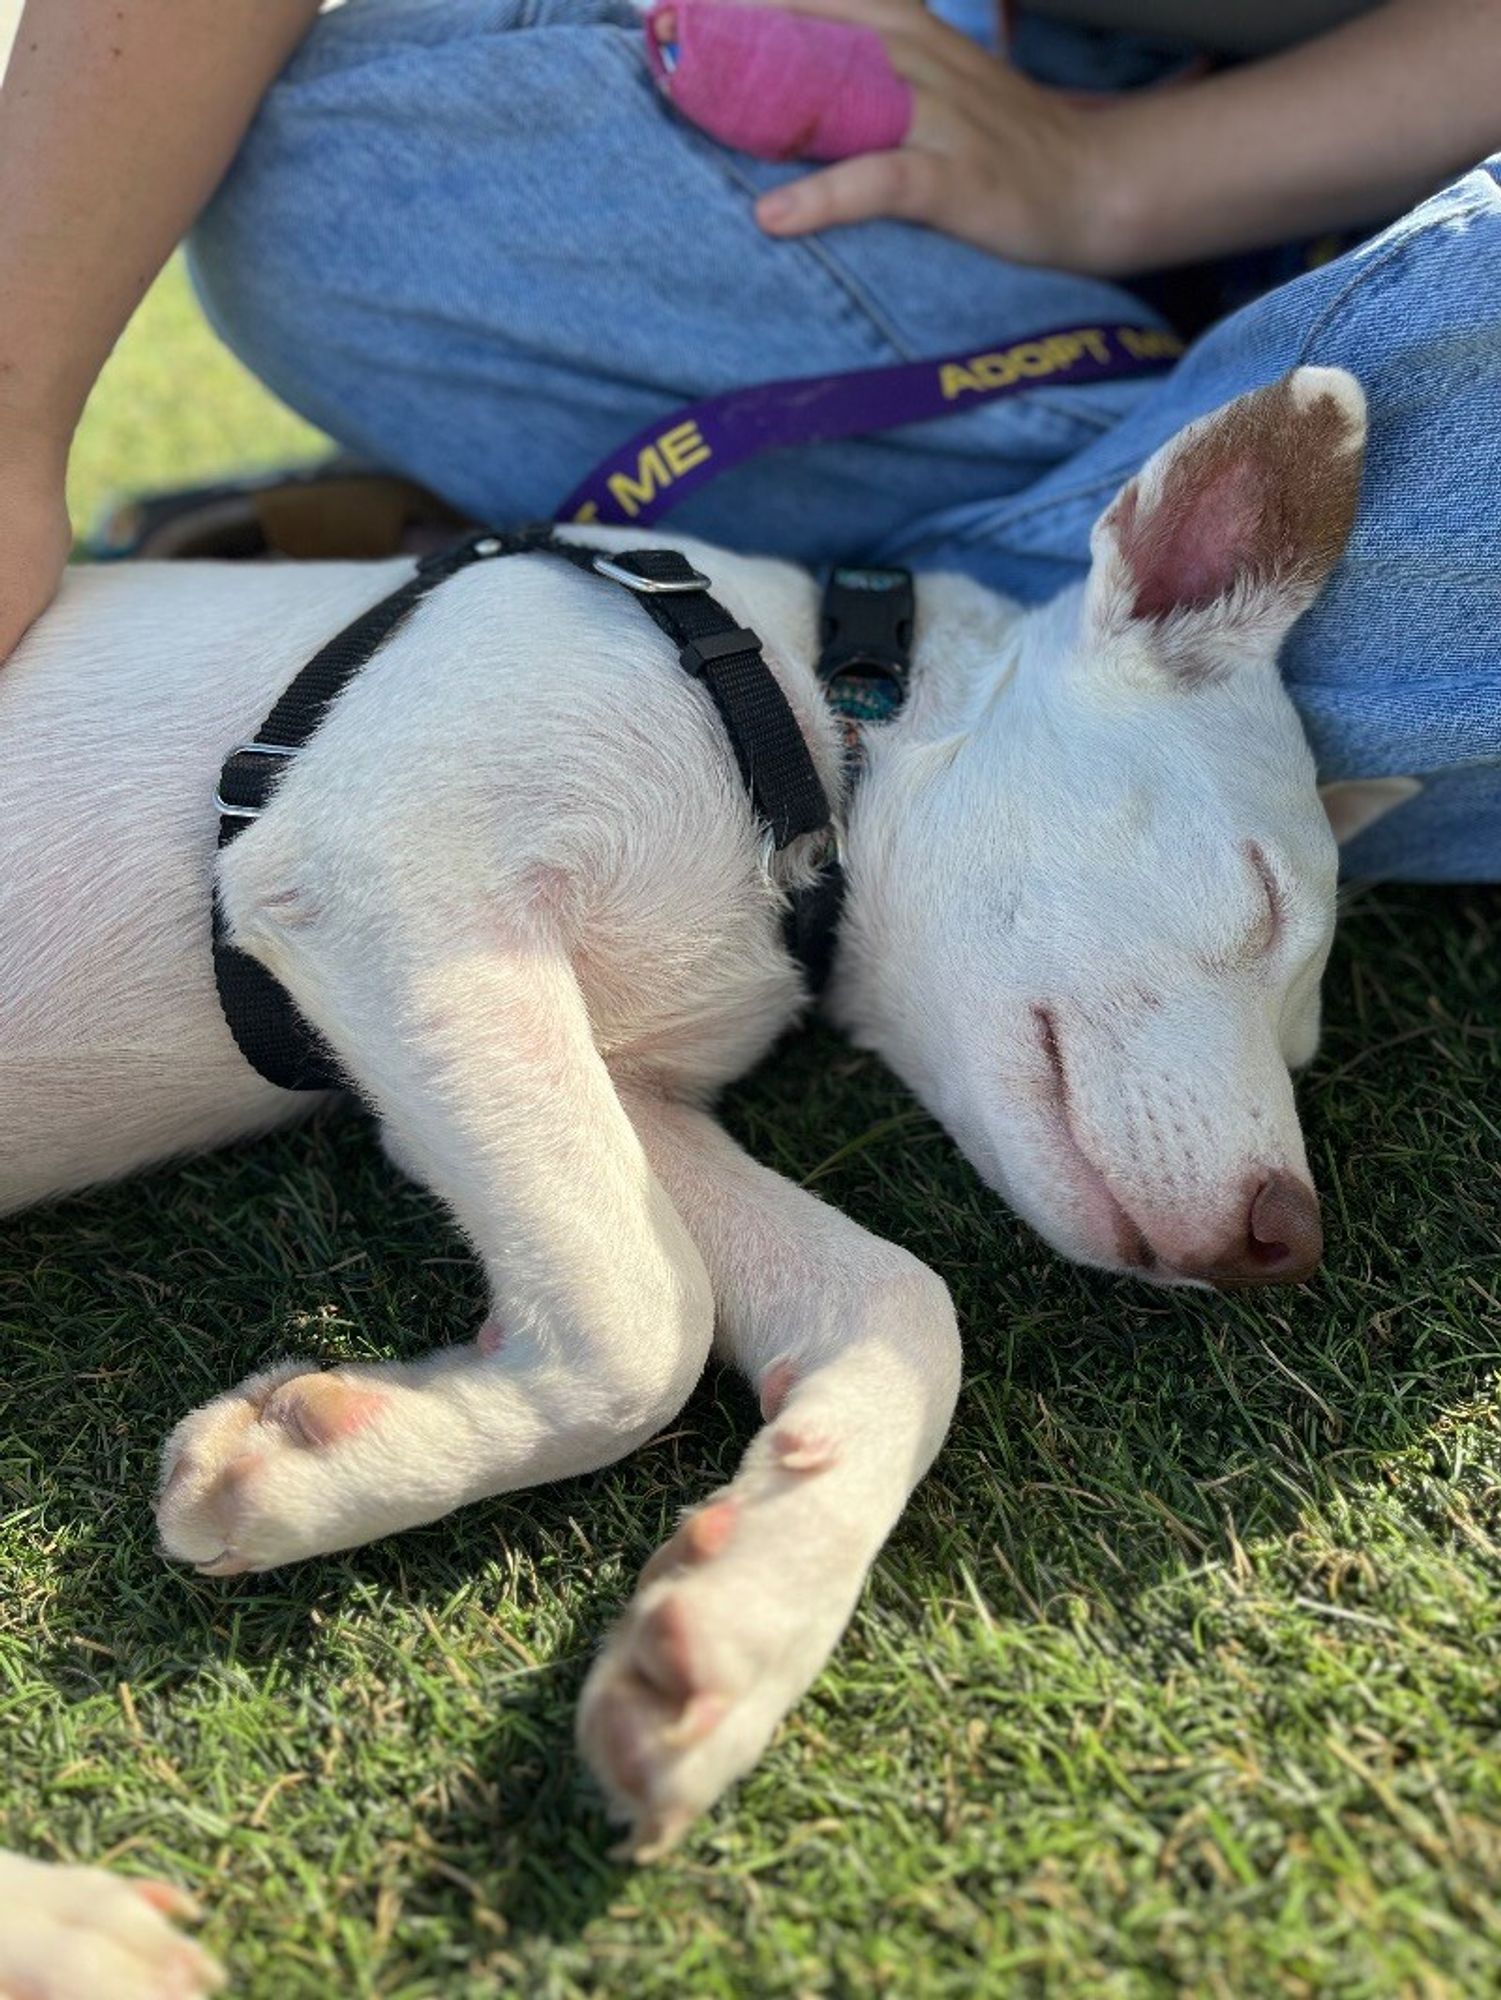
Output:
[2, 884, 1496, 1947]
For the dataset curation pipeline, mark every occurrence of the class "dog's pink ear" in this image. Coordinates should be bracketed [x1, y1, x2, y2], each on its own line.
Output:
[1086, 367, 1366, 656]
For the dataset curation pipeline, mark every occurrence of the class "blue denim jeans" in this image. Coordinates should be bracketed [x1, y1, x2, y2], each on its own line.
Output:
[189, 0, 1501, 879]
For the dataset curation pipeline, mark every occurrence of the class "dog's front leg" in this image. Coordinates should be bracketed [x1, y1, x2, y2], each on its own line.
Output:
[156, 904, 713, 1574]
[577, 1094, 961, 1859]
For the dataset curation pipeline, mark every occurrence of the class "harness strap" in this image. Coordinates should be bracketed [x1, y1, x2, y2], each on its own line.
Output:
[214, 531, 502, 824]
[213, 527, 837, 1092]
[578, 542, 830, 847]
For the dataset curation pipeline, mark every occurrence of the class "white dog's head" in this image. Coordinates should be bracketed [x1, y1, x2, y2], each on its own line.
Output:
[835, 368, 1416, 1286]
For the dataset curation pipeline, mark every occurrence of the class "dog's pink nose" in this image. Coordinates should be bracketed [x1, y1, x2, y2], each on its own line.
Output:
[1166, 1172, 1323, 1287]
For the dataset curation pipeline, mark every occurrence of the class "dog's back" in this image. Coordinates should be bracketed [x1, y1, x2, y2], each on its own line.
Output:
[0, 546, 829, 1212]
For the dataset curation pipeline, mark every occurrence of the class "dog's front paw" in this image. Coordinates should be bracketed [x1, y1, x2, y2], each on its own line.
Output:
[156, 1360, 397, 1573]
[0, 1853, 223, 2000]
[576, 1459, 859, 1860]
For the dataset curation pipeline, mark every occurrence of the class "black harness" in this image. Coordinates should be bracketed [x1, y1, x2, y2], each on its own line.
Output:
[213, 527, 913, 1092]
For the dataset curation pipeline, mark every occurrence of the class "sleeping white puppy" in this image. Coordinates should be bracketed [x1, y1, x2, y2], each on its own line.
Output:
[0, 370, 1415, 1986]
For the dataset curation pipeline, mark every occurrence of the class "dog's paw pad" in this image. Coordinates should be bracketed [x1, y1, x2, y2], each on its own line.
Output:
[577, 1588, 732, 1854]
[769, 1423, 839, 1473]
[577, 1466, 861, 1860]
[155, 1364, 391, 1574]
[633, 1596, 702, 1701]
[639, 1497, 740, 1584]
[261, 1372, 387, 1446]
[131, 1879, 202, 1922]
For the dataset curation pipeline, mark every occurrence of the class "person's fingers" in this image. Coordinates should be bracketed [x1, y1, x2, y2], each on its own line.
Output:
[877, 28, 1018, 118]
[755, 145, 943, 234]
[868, 25, 970, 95]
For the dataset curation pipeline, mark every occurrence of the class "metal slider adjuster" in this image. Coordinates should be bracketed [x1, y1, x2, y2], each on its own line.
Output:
[214, 741, 301, 821]
[592, 552, 711, 595]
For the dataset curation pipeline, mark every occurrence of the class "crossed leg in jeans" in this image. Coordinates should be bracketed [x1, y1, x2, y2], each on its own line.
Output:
[191, 0, 1501, 877]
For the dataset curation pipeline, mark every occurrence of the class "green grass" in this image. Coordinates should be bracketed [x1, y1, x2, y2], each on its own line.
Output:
[4, 261, 1501, 1997]
[65, 258, 325, 533]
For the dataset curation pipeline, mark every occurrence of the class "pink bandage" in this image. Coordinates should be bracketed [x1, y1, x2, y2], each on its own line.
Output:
[645, 1, 914, 164]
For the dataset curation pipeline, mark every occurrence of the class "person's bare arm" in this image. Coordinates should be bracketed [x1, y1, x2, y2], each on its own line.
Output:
[1081, 0, 1501, 268]
[0, 0, 322, 660]
[755, 0, 1501, 275]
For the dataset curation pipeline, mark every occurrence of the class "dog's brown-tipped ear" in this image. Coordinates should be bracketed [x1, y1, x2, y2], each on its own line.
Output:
[1319, 775, 1421, 845]
[1086, 367, 1367, 652]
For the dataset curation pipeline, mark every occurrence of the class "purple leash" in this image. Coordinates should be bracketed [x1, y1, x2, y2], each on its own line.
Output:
[557, 321, 1183, 529]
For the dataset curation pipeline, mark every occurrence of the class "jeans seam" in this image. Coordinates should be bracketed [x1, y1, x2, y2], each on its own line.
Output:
[714, 155, 923, 363]
[1293, 194, 1495, 365]
[598, 38, 919, 369]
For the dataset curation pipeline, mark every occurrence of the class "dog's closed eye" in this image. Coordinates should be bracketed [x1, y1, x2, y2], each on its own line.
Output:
[1199, 843, 1282, 974]
[1245, 841, 1283, 955]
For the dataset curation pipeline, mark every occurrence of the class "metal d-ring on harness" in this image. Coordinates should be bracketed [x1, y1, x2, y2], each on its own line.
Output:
[212, 527, 914, 1093]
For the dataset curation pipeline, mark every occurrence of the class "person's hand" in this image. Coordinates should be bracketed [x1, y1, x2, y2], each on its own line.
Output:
[749, 0, 1121, 272]
[0, 427, 72, 663]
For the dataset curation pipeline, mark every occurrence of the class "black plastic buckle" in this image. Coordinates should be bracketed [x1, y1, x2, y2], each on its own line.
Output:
[818, 565, 914, 697]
